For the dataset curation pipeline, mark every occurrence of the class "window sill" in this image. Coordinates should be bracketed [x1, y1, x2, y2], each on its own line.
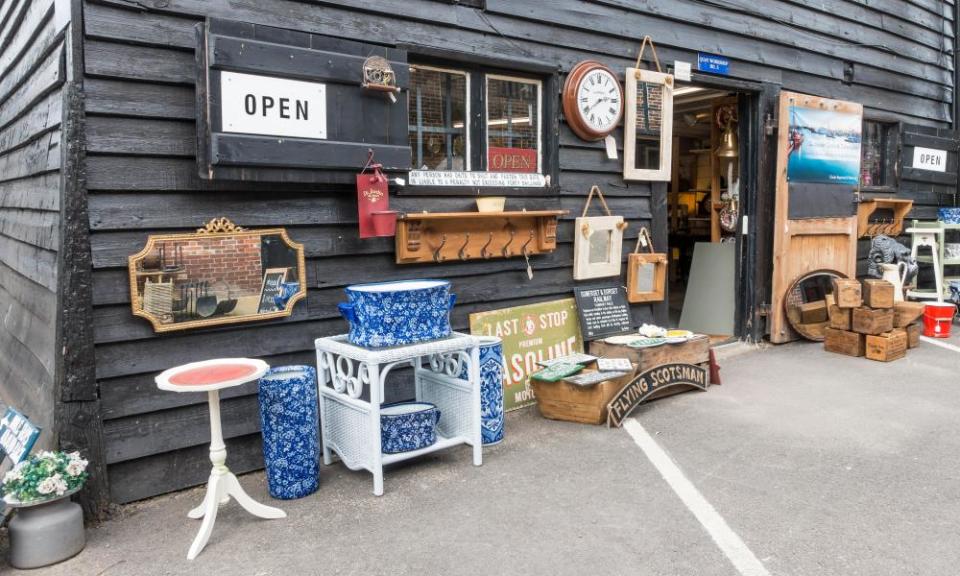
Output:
[398, 184, 558, 197]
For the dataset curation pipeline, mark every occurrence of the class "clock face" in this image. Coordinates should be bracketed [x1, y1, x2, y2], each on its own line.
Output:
[576, 68, 622, 133]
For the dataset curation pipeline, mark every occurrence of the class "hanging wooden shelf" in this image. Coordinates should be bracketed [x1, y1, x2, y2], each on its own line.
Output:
[395, 210, 568, 264]
[856, 198, 913, 238]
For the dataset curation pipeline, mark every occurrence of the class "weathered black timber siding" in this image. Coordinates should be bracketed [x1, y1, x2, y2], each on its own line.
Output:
[79, 0, 955, 503]
[0, 0, 67, 448]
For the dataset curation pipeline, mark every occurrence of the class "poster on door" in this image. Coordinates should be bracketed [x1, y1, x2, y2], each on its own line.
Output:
[469, 299, 584, 411]
[786, 106, 862, 185]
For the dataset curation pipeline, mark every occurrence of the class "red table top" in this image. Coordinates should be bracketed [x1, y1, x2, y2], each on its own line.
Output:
[168, 363, 260, 387]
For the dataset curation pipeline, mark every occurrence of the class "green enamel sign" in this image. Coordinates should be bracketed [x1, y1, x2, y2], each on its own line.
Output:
[469, 298, 584, 411]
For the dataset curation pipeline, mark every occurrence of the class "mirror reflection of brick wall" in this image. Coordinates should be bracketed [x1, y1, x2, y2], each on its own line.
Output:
[180, 236, 263, 294]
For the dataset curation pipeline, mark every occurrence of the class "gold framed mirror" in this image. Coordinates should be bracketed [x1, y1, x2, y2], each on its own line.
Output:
[128, 218, 306, 332]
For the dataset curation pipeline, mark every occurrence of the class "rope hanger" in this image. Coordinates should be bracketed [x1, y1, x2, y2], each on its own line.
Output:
[633, 35, 663, 76]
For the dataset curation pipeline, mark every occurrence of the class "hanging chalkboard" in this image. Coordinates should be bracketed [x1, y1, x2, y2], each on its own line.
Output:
[574, 285, 633, 341]
[257, 268, 288, 314]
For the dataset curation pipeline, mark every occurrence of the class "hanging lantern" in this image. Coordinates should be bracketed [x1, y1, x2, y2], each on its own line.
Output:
[715, 104, 739, 158]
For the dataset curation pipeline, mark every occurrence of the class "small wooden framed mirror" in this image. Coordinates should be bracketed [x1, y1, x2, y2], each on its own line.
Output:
[623, 68, 673, 181]
[626, 228, 667, 303]
[128, 218, 306, 332]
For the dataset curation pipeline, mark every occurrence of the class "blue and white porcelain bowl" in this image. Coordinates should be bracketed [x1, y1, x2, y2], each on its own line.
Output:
[380, 402, 441, 454]
[338, 280, 456, 348]
[939, 208, 960, 224]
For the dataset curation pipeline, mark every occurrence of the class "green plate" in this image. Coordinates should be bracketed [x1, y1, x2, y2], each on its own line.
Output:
[531, 363, 585, 382]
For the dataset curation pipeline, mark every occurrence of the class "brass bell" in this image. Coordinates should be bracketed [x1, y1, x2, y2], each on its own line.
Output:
[716, 126, 739, 158]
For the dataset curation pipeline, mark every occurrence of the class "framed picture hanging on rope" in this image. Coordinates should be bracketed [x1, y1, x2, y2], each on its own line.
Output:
[624, 36, 674, 181]
[574, 185, 627, 280]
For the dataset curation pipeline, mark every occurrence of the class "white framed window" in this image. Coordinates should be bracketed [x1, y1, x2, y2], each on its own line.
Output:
[484, 74, 542, 174]
[408, 65, 470, 171]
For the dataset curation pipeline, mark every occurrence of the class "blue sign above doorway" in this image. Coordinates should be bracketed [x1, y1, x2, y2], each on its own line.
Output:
[697, 53, 730, 75]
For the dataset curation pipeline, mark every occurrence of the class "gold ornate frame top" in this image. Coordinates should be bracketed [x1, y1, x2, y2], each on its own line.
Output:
[127, 218, 307, 333]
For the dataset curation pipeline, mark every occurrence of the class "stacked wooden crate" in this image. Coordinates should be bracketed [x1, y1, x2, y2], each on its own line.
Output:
[823, 279, 924, 362]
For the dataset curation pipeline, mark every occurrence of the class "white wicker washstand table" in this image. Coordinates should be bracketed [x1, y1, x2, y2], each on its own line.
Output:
[314, 332, 482, 495]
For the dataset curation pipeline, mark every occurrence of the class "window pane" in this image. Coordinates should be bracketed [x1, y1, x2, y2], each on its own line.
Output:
[634, 81, 663, 170]
[487, 77, 539, 173]
[408, 67, 468, 171]
[860, 121, 886, 187]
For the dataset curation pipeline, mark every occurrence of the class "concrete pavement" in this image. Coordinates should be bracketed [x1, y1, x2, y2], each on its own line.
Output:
[2, 335, 958, 576]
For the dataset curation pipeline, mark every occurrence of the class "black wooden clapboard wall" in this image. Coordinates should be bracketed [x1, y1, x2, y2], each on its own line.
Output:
[899, 124, 960, 208]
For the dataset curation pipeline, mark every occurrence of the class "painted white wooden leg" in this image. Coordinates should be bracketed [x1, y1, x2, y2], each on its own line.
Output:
[186, 473, 223, 560]
[187, 496, 208, 520]
[224, 473, 286, 519]
[373, 469, 384, 496]
[471, 345, 482, 467]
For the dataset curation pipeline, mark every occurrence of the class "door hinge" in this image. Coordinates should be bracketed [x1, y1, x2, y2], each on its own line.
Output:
[757, 303, 771, 317]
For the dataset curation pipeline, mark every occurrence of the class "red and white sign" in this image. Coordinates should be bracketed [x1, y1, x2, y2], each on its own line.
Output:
[487, 146, 538, 173]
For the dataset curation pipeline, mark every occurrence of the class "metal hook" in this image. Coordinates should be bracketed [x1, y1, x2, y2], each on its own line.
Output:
[502, 229, 516, 258]
[480, 232, 494, 259]
[458, 233, 471, 261]
[520, 230, 535, 257]
[433, 234, 447, 263]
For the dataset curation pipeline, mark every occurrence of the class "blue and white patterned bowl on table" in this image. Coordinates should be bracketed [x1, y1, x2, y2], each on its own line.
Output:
[459, 336, 505, 445]
[258, 365, 320, 500]
[939, 208, 960, 224]
[338, 280, 456, 348]
[380, 402, 441, 454]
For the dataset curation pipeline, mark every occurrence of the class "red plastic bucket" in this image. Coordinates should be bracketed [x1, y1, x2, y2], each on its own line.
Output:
[922, 302, 957, 338]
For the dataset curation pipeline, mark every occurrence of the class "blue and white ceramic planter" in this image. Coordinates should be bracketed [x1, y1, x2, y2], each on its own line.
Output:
[460, 336, 505, 446]
[939, 208, 960, 224]
[338, 280, 456, 348]
[258, 365, 320, 500]
[380, 402, 441, 454]
[950, 280, 960, 305]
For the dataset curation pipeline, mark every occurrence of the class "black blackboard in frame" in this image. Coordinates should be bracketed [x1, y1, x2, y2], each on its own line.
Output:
[257, 268, 288, 314]
[574, 284, 633, 341]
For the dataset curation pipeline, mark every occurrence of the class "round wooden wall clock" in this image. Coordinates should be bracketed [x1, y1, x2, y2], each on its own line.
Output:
[562, 61, 624, 141]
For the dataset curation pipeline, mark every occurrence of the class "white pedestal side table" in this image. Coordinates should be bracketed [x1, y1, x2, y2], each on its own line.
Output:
[155, 358, 286, 560]
[315, 333, 482, 496]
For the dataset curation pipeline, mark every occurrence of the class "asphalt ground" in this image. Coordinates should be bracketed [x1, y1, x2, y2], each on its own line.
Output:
[2, 331, 959, 576]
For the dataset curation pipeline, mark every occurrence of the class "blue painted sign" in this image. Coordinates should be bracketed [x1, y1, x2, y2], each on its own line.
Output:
[0, 408, 40, 465]
[697, 53, 730, 75]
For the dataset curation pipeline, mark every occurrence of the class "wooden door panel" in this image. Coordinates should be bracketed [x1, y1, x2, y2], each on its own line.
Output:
[769, 92, 861, 343]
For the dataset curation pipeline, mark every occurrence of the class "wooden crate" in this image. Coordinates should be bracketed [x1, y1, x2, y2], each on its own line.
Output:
[866, 330, 907, 362]
[799, 300, 828, 324]
[824, 328, 865, 357]
[852, 307, 894, 335]
[861, 279, 894, 309]
[531, 367, 637, 425]
[893, 301, 926, 328]
[831, 278, 862, 308]
[906, 323, 921, 349]
[589, 335, 710, 371]
[825, 293, 851, 330]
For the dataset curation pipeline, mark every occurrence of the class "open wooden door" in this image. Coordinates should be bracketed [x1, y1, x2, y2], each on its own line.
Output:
[769, 92, 862, 343]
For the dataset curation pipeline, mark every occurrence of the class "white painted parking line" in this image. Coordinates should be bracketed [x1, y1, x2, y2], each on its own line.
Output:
[623, 418, 771, 576]
[919, 336, 960, 353]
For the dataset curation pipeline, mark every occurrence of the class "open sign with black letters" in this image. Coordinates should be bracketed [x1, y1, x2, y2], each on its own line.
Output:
[220, 71, 327, 140]
[912, 146, 947, 173]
